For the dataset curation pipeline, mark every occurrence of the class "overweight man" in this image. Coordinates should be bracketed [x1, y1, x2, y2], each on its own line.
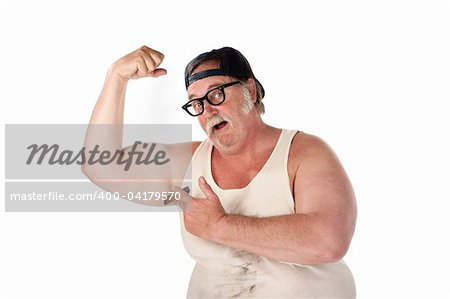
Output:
[83, 45, 357, 298]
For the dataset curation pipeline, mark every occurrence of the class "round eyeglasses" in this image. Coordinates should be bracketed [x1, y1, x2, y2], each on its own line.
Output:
[182, 81, 240, 116]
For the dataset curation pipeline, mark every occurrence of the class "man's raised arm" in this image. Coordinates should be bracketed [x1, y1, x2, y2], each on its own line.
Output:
[82, 46, 183, 205]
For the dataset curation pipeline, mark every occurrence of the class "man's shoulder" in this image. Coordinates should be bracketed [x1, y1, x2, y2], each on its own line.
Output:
[293, 131, 330, 151]
[290, 131, 335, 164]
[288, 131, 342, 191]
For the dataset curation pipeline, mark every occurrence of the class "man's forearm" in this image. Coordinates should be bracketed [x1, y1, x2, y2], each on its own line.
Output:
[83, 69, 128, 172]
[211, 213, 346, 265]
[89, 69, 128, 125]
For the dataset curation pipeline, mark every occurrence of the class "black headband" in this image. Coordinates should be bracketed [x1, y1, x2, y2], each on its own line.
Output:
[186, 69, 249, 86]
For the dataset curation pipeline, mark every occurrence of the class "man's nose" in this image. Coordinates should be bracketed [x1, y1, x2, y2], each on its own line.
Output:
[202, 101, 218, 116]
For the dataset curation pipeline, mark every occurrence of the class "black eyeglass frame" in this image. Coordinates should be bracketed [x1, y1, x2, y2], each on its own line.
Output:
[182, 81, 241, 117]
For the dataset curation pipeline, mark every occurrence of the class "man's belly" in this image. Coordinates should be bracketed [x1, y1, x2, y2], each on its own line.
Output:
[187, 257, 356, 299]
[180, 212, 355, 298]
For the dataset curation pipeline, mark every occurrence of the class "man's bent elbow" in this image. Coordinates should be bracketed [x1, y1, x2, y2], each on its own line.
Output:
[81, 164, 91, 179]
[81, 164, 98, 182]
[81, 164, 108, 187]
[316, 218, 355, 263]
[321, 242, 349, 263]
[299, 239, 350, 265]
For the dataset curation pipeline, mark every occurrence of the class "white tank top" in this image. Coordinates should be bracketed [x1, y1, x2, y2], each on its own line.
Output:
[180, 129, 356, 298]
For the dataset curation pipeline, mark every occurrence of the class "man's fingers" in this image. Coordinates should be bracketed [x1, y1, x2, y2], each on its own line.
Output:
[198, 177, 217, 200]
[149, 68, 167, 77]
[135, 57, 149, 77]
[173, 186, 192, 212]
[140, 48, 165, 77]
[149, 50, 164, 67]
[141, 52, 157, 73]
[141, 45, 164, 67]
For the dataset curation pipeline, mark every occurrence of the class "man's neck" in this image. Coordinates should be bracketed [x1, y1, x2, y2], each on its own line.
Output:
[214, 122, 281, 166]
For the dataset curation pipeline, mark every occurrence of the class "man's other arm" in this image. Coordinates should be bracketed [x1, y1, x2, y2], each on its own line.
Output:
[199, 134, 357, 265]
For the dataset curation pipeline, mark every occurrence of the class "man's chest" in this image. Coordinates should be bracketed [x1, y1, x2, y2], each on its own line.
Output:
[210, 154, 297, 194]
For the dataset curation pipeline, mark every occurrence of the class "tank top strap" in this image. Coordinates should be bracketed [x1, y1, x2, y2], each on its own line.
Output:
[263, 129, 298, 173]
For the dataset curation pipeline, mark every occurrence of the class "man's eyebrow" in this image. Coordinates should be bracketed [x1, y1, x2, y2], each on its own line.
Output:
[188, 83, 224, 100]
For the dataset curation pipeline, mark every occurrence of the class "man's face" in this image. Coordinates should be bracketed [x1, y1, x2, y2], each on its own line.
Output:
[187, 61, 252, 150]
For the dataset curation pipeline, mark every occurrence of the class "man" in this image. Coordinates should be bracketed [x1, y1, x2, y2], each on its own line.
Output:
[83, 45, 357, 298]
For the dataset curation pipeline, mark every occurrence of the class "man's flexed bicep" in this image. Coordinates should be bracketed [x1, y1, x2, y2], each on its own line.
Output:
[82, 46, 189, 206]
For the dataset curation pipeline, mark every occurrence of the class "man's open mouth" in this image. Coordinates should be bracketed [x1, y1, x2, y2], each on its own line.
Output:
[213, 121, 228, 131]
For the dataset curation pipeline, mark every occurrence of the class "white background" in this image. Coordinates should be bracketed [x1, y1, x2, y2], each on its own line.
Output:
[1, 1, 450, 298]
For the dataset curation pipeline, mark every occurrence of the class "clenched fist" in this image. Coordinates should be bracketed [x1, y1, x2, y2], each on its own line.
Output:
[109, 45, 167, 81]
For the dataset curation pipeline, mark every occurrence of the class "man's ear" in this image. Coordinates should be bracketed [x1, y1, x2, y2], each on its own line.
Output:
[246, 78, 257, 103]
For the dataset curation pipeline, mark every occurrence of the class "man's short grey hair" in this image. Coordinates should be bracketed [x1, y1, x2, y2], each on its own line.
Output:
[240, 85, 253, 115]
[238, 78, 265, 115]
